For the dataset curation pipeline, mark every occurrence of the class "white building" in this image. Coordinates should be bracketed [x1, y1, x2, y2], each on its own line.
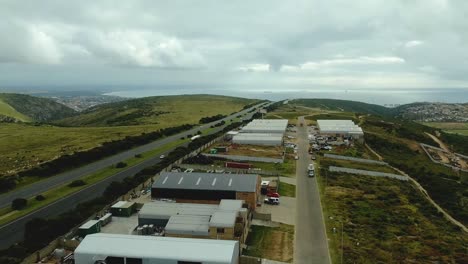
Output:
[240, 119, 288, 134]
[232, 133, 283, 146]
[317, 120, 364, 141]
[74, 233, 239, 264]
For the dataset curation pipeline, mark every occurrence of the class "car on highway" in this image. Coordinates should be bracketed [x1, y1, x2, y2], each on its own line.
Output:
[264, 197, 280, 205]
[159, 154, 165, 159]
[308, 170, 315, 177]
[311, 155, 316, 160]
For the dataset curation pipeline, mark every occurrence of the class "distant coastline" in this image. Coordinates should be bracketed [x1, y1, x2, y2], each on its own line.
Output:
[103, 87, 468, 106]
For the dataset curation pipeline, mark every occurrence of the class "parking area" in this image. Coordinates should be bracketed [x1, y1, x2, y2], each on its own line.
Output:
[256, 196, 296, 225]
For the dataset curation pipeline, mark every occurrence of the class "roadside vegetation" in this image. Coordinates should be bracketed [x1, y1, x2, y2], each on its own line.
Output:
[317, 169, 467, 264]
[278, 182, 296, 197]
[244, 224, 294, 263]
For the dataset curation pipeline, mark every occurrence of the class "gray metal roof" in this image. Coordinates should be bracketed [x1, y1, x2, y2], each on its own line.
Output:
[209, 211, 237, 228]
[139, 202, 219, 220]
[165, 215, 210, 236]
[154, 172, 258, 193]
[317, 119, 364, 134]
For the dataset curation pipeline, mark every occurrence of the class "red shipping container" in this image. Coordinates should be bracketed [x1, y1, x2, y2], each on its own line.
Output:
[225, 162, 252, 169]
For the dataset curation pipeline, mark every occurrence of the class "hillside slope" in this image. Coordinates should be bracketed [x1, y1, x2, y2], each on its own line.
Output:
[57, 94, 260, 126]
[0, 93, 76, 122]
[291, 98, 393, 116]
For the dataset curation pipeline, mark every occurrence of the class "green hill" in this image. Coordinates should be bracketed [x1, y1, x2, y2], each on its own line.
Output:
[291, 98, 393, 116]
[0, 93, 76, 122]
[57, 94, 260, 127]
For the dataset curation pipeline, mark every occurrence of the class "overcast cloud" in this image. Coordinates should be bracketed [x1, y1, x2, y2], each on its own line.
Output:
[0, 0, 468, 91]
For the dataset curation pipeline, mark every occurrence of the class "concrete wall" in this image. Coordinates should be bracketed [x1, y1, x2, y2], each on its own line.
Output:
[209, 226, 235, 240]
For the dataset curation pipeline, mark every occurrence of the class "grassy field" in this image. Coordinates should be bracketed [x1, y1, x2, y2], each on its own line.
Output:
[422, 122, 468, 136]
[0, 123, 162, 175]
[317, 170, 468, 264]
[319, 157, 400, 174]
[278, 182, 296, 197]
[244, 224, 294, 263]
[0, 95, 258, 176]
[250, 157, 296, 177]
[0, 138, 188, 226]
[0, 98, 31, 121]
[57, 95, 258, 127]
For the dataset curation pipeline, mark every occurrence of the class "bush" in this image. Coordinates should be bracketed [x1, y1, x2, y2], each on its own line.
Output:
[11, 198, 27, 210]
[115, 162, 127, 168]
[134, 154, 142, 158]
[68, 180, 86, 187]
[35, 195, 46, 201]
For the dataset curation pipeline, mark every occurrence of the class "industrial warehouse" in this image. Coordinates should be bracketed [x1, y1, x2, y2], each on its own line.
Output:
[317, 119, 364, 141]
[152, 172, 261, 209]
[232, 119, 288, 146]
[138, 199, 248, 240]
[74, 234, 240, 264]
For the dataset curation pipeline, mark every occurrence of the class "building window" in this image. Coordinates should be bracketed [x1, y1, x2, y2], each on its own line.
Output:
[217, 228, 225, 234]
[126, 258, 143, 264]
[105, 256, 124, 264]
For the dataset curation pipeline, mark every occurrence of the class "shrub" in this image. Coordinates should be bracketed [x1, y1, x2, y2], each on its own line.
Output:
[134, 154, 142, 158]
[11, 198, 27, 210]
[68, 180, 86, 187]
[115, 162, 127, 168]
[35, 195, 46, 201]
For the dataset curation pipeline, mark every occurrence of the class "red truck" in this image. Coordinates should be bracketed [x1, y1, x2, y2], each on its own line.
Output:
[225, 162, 252, 169]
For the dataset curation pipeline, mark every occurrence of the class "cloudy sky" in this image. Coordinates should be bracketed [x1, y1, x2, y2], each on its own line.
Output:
[1, 0, 468, 93]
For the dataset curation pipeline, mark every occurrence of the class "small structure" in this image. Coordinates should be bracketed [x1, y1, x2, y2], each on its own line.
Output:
[78, 220, 101, 237]
[240, 119, 288, 135]
[152, 172, 261, 209]
[110, 201, 136, 217]
[74, 234, 240, 264]
[317, 119, 364, 141]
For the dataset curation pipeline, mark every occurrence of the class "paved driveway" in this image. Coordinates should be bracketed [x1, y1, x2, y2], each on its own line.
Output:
[256, 196, 296, 225]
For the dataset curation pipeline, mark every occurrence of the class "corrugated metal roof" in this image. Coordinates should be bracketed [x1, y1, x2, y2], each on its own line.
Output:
[154, 172, 258, 193]
[74, 234, 238, 263]
[209, 211, 237, 228]
[165, 215, 210, 236]
[317, 119, 364, 134]
[139, 201, 219, 220]
[79, 220, 100, 229]
[219, 199, 243, 211]
[241, 119, 288, 133]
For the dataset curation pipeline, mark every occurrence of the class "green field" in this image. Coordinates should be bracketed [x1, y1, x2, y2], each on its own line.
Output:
[0, 95, 258, 176]
[57, 94, 258, 127]
[422, 122, 468, 136]
[0, 99, 31, 122]
[244, 224, 294, 262]
[317, 170, 467, 264]
[278, 181, 296, 197]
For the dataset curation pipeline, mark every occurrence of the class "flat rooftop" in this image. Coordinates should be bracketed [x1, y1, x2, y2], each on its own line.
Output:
[74, 234, 238, 263]
[153, 172, 259, 193]
[317, 119, 364, 134]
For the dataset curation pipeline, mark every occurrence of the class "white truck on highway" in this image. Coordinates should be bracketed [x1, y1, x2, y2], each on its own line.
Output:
[308, 163, 315, 177]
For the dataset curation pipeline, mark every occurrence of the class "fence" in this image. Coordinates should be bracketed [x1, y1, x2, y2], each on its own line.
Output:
[203, 153, 284, 164]
[324, 154, 387, 165]
[329, 166, 408, 181]
[420, 143, 468, 173]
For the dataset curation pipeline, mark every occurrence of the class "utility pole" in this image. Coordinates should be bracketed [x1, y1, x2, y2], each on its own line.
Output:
[341, 220, 344, 264]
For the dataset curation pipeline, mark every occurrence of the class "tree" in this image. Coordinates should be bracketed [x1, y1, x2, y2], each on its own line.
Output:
[115, 161, 127, 168]
[68, 180, 86, 187]
[11, 198, 27, 210]
[35, 195, 46, 201]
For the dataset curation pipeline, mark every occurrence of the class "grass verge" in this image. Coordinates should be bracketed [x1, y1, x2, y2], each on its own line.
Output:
[278, 182, 296, 197]
[244, 224, 294, 263]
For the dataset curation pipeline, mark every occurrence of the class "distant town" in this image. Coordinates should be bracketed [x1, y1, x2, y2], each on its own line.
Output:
[397, 103, 468, 122]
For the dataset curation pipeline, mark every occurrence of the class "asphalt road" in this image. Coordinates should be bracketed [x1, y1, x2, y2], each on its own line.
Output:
[0, 101, 269, 249]
[294, 116, 331, 264]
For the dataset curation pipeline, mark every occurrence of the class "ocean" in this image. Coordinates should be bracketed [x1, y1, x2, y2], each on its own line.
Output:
[103, 87, 468, 106]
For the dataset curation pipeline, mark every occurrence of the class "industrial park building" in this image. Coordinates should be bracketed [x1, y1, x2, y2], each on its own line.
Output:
[74, 233, 239, 264]
[138, 199, 247, 240]
[152, 172, 261, 209]
[231, 119, 288, 146]
[232, 133, 283, 146]
[317, 119, 364, 141]
[240, 119, 288, 134]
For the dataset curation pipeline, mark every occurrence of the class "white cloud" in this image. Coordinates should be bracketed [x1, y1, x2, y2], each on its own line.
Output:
[405, 40, 424, 48]
[280, 56, 405, 72]
[237, 63, 270, 72]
